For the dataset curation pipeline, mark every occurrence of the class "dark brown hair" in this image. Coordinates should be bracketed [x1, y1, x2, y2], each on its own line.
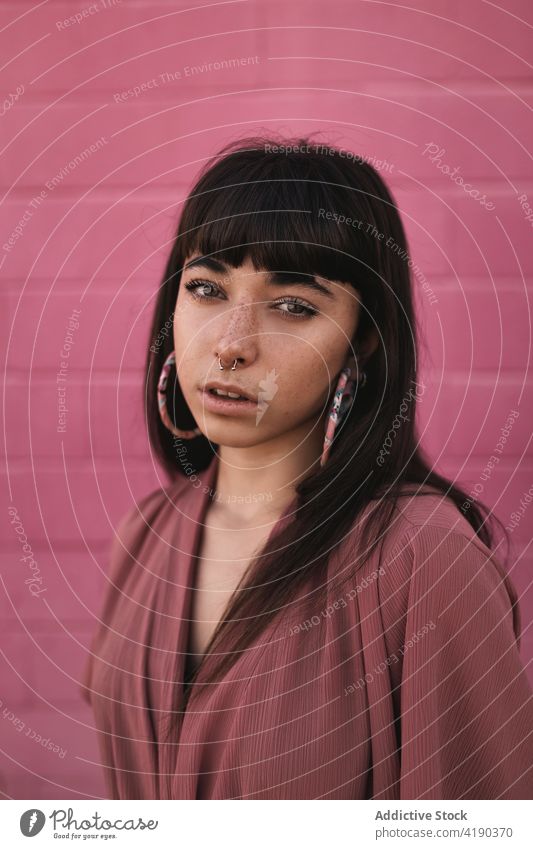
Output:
[144, 133, 510, 762]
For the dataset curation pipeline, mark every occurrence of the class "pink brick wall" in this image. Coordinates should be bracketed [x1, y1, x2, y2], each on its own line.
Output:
[1, 0, 532, 800]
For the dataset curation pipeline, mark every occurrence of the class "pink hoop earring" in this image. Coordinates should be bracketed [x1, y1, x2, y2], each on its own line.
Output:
[320, 359, 366, 468]
[157, 350, 202, 440]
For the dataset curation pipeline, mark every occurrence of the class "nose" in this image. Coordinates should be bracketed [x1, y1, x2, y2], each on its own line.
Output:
[215, 302, 259, 369]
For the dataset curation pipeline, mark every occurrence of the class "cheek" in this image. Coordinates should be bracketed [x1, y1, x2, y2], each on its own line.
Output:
[172, 300, 202, 356]
[171, 319, 199, 398]
[268, 338, 339, 414]
[292, 332, 355, 417]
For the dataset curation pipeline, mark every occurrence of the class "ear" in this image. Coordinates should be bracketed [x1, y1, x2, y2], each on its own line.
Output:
[357, 327, 379, 362]
[343, 353, 358, 373]
[343, 328, 379, 375]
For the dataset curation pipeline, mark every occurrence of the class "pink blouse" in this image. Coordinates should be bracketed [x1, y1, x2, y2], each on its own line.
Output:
[81, 455, 533, 799]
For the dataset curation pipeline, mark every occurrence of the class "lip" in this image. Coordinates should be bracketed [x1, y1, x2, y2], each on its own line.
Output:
[204, 380, 256, 401]
[198, 387, 257, 415]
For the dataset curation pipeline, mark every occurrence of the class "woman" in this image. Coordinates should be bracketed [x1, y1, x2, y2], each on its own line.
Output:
[81, 135, 533, 800]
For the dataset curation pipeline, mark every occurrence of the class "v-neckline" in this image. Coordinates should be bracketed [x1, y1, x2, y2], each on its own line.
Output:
[171, 454, 299, 699]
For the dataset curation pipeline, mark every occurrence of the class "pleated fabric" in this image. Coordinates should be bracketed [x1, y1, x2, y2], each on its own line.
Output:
[81, 455, 533, 799]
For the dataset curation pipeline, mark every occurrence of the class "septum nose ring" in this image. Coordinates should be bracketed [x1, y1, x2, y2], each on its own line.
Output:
[218, 356, 238, 370]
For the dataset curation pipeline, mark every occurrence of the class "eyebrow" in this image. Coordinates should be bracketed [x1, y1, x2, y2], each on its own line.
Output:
[182, 256, 336, 300]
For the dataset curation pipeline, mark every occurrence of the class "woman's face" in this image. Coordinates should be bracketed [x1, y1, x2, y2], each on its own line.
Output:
[173, 252, 362, 451]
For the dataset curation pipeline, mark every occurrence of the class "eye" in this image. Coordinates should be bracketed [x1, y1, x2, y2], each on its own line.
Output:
[183, 278, 223, 300]
[273, 297, 319, 320]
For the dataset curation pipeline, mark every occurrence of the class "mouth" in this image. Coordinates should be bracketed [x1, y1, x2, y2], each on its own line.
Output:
[202, 381, 256, 402]
[198, 386, 258, 415]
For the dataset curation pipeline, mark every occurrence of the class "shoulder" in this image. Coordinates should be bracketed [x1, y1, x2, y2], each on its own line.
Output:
[371, 483, 497, 566]
[107, 475, 191, 575]
[387, 482, 483, 541]
[368, 484, 520, 646]
[81, 475, 195, 704]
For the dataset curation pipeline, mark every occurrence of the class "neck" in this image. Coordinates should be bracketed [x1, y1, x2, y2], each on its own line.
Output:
[208, 421, 324, 523]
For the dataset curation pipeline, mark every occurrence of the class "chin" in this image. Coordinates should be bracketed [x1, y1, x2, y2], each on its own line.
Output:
[195, 420, 268, 446]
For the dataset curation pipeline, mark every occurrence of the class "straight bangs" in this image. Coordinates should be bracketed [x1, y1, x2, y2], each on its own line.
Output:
[174, 147, 382, 301]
